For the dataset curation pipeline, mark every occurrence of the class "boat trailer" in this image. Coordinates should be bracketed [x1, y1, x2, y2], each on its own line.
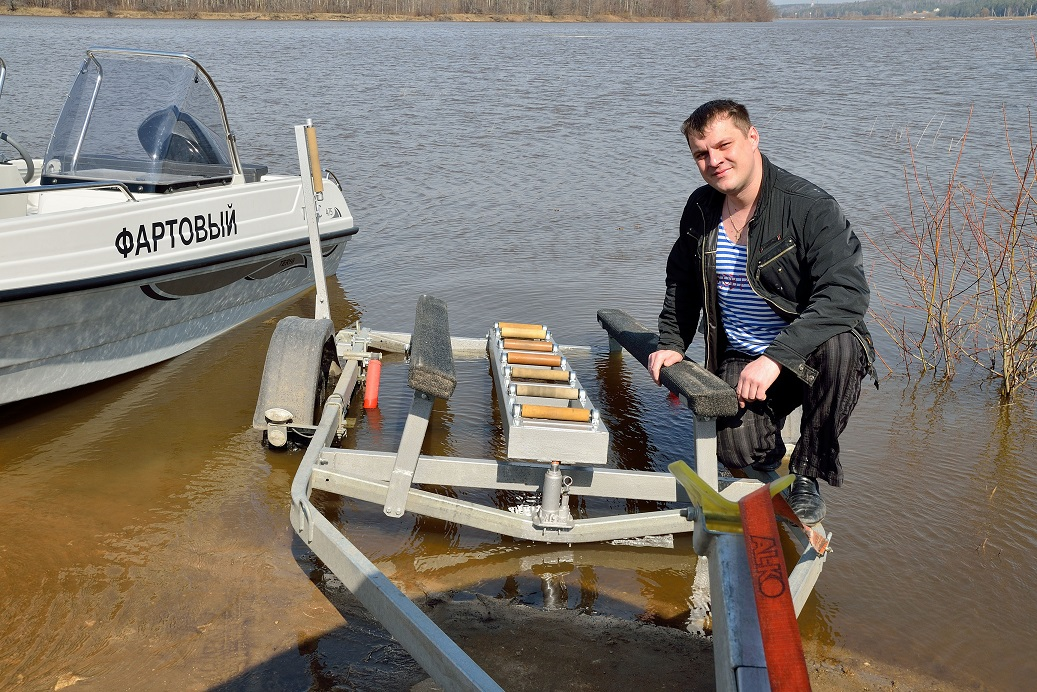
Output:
[252, 294, 830, 691]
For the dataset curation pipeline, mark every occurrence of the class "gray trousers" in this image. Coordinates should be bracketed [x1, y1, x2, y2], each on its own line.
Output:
[715, 331, 869, 487]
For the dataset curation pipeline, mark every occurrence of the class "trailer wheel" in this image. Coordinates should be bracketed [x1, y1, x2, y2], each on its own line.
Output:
[253, 317, 339, 432]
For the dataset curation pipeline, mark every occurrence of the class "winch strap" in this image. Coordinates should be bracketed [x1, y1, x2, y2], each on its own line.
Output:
[738, 485, 812, 691]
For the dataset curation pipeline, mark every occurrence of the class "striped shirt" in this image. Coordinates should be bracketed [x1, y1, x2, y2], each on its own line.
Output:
[716, 222, 787, 355]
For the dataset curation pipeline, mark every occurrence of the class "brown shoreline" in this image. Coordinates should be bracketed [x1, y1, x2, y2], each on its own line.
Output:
[422, 594, 969, 691]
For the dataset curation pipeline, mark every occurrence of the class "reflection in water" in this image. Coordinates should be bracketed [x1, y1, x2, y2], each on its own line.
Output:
[369, 532, 696, 622]
[575, 564, 599, 614]
[594, 350, 680, 518]
[0, 285, 364, 690]
[817, 376, 1037, 686]
[533, 561, 571, 610]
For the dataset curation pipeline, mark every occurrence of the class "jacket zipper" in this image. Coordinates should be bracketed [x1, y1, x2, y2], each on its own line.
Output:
[702, 227, 717, 370]
[757, 243, 795, 270]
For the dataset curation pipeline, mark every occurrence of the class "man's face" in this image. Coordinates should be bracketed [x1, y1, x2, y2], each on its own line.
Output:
[687, 116, 760, 197]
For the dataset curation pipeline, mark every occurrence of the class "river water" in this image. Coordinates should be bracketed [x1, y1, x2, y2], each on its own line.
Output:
[2, 15, 1036, 690]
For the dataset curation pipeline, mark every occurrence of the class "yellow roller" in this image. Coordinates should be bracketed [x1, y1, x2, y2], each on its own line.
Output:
[513, 384, 579, 400]
[503, 338, 554, 352]
[667, 460, 795, 534]
[520, 404, 591, 423]
[507, 352, 562, 367]
[510, 366, 570, 382]
[498, 321, 546, 330]
[500, 325, 547, 340]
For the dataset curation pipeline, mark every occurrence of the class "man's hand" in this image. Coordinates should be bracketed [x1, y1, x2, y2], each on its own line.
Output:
[648, 349, 685, 385]
[736, 354, 781, 408]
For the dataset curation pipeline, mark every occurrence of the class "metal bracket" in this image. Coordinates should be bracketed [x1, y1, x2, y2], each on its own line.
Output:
[383, 391, 434, 517]
[532, 461, 574, 529]
[487, 324, 609, 465]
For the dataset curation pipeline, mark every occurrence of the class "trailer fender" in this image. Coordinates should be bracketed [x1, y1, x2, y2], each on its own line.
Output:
[253, 316, 338, 430]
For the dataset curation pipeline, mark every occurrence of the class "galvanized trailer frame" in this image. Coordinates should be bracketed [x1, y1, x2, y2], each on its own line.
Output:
[262, 297, 829, 692]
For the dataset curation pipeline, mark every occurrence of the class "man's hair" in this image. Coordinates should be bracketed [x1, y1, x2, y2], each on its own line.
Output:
[681, 100, 752, 140]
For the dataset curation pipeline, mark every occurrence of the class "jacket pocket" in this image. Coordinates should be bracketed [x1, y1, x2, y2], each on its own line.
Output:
[753, 238, 797, 301]
[757, 236, 796, 268]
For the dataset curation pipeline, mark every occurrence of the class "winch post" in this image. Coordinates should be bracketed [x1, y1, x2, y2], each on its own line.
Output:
[294, 120, 331, 322]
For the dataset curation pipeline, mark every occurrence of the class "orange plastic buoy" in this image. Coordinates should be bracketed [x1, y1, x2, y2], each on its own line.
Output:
[364, 358, 382, 409]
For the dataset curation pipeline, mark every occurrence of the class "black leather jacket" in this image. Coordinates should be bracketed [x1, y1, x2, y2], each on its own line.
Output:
[658, 154, 874, 385]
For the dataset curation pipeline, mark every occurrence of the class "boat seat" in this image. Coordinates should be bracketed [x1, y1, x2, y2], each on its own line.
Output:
[35, 186, 129, 214]
[0, 163, 26, 218]
[242, 163, 267, 182]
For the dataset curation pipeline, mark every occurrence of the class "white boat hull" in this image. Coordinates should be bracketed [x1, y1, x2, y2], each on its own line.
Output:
[0, 233, 351, 406]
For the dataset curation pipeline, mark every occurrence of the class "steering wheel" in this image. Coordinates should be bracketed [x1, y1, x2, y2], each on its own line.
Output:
[0, 131, 35, 184]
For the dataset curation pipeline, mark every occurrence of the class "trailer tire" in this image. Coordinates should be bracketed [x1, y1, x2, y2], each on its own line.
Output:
[253, 317, 338, 430]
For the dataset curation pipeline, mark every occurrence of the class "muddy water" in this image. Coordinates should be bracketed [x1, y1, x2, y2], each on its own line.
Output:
[3, 15, 1037, 691]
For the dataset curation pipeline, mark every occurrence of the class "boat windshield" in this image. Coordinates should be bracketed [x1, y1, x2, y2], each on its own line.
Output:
[43, 49, 240, 192]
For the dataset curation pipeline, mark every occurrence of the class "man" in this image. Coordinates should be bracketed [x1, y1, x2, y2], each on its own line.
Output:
[648, 99, 874, 525]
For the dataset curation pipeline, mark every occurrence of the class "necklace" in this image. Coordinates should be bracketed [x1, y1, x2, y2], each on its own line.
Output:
[723, 198, 754, 243]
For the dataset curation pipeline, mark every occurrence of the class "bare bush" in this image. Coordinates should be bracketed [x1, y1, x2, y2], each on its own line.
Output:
[867, 103, 1037, 402]
[959, 108, 1037, 399]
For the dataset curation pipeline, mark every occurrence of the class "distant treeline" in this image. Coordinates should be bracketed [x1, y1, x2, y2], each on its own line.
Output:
[778, 0, 1035, 18]
[11, 0, 776, 20]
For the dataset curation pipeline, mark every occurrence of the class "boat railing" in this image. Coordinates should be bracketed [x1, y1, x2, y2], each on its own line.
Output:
[323, 168, 343, 191]
[0, 179, 137, 202]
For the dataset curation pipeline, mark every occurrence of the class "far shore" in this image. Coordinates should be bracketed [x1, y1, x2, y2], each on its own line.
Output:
[1, 6, 679, 22]
[4, 6, 1032, 22]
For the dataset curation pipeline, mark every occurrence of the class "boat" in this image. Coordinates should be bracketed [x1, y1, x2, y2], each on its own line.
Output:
[0, 48, 358, 407]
